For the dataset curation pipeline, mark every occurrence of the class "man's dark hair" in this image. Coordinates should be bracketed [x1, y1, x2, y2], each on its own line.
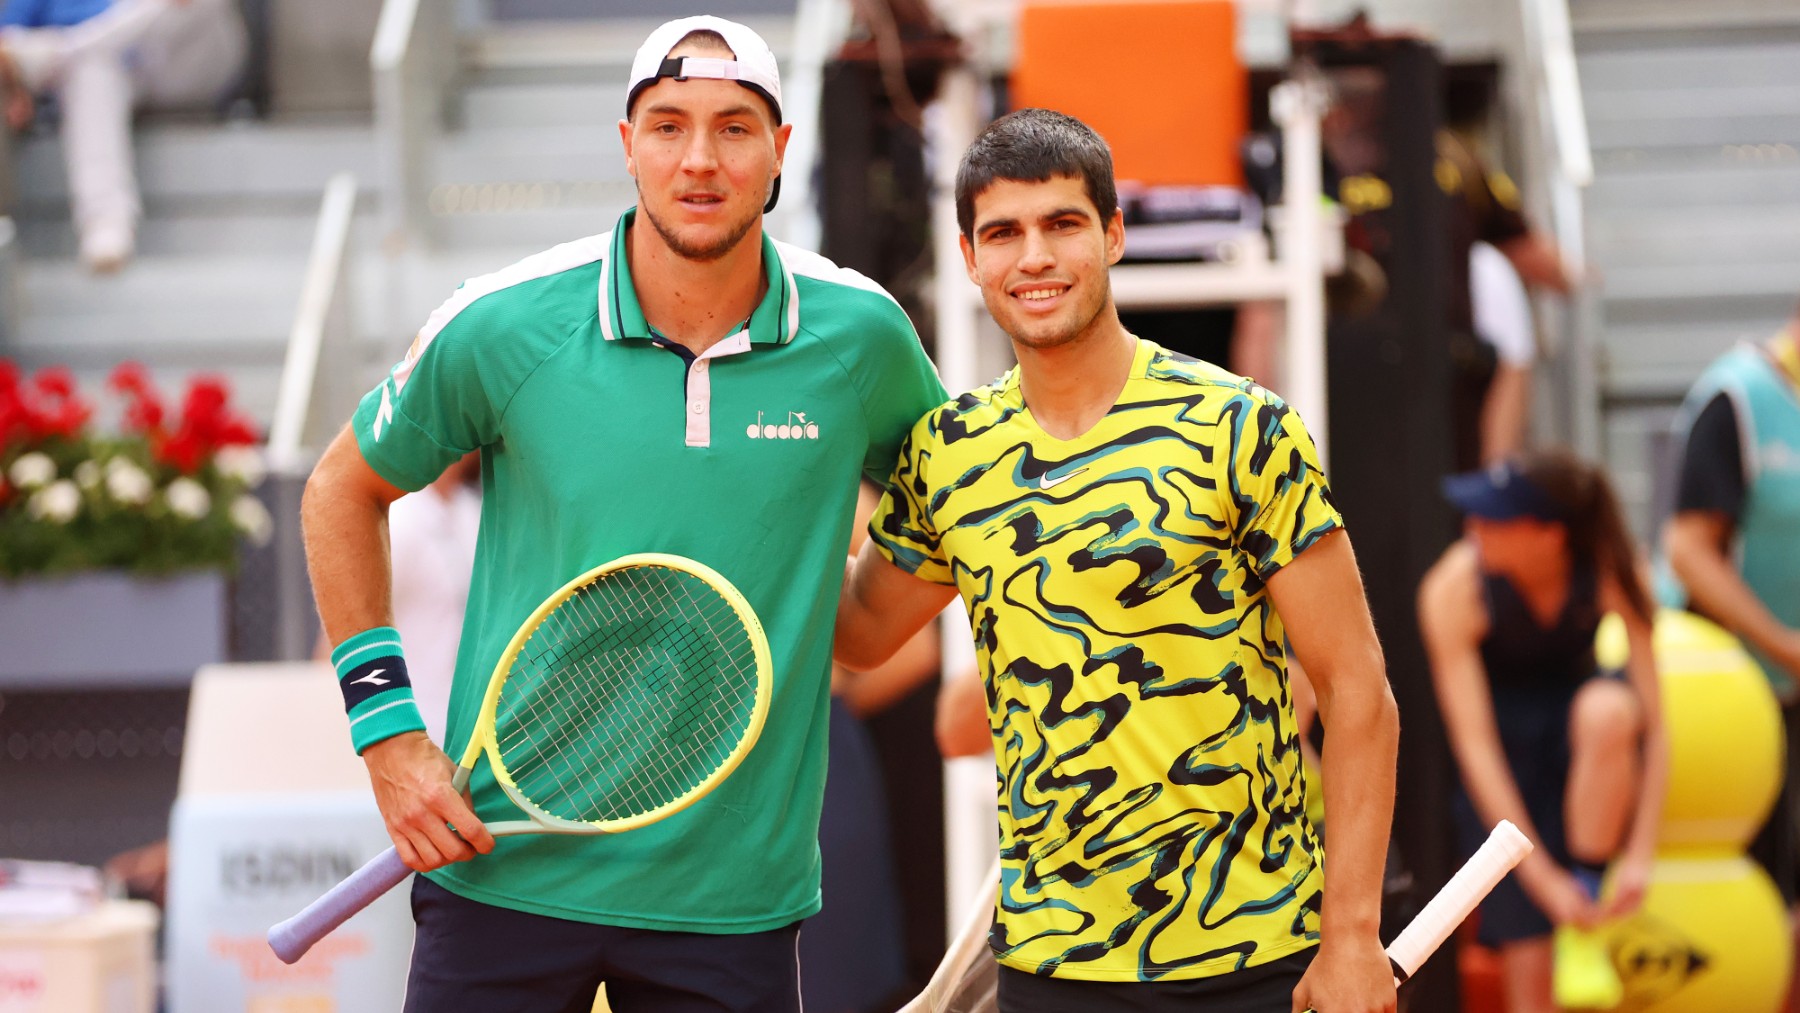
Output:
[955, 109, 1118, 240]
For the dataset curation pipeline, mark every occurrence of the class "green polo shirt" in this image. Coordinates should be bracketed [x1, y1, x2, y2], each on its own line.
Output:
[350, 208, 946, 931]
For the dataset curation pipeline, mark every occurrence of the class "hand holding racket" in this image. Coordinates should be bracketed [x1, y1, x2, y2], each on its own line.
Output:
[899, 821, 1533, 1013]
[269, 553, 773, 964]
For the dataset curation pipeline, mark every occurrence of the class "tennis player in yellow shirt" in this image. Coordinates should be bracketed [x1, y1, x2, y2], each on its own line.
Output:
[837, 109, 1399, 1013]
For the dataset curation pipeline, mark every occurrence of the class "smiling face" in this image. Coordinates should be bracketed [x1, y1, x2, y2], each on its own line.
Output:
[960, 174, 1125, 352]
[619, 37, 790, 263]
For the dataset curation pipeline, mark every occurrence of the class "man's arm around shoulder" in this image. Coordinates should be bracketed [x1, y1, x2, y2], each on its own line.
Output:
[835, 540, 957, 673]
[1268, 529, 1399, 1013]
[303, 426, 495, 872]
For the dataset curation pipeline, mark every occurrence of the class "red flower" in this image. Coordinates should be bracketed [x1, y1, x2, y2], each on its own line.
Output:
[152, 374, 259, 473]
[158, 431, 204, 474]
[33, 367, 75, 400]
[0, 360, 25, 449]
[108, 361, 165, 435]
[18, 366, 91, 441]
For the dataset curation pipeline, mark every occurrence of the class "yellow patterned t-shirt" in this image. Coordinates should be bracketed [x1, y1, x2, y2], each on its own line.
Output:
[870, 339, 1339, 981]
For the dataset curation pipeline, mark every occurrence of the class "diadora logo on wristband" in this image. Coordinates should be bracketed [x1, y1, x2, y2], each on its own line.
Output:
[745, 410, 820, 441]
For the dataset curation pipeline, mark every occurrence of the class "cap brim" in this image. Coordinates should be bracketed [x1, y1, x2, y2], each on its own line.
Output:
[1441, 471, 1519, 520]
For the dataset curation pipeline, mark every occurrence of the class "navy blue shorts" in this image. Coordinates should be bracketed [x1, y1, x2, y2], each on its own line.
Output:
[996, 948, 1315, 1013]
[404, 876, 803, 1013]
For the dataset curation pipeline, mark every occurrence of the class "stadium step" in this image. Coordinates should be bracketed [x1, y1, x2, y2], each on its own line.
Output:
[1574, 8, 1800, 524]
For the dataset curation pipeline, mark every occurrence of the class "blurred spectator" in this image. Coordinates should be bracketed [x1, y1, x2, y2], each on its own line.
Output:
[1420, 449, 1666, 1013]
[0, 0, 247, 271]
[1661, 309, 1800, 959]
[387, 450, 480, 745]
[1437, 127, 1573, 471]
[1470, 239, 1537, 464]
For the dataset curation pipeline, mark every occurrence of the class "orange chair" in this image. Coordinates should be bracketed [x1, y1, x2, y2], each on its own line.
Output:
[1011, 0, 1246, 188]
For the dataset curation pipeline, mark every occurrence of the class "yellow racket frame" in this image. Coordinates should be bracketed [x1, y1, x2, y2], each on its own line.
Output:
[453, 552, 773, 837]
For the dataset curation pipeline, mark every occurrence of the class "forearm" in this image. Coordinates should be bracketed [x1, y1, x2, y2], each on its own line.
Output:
[1500, 233, 1574, 294]
[839, 620, 939, 718]
[1620, 623, 1668, 858]
[1479, 365, 1531, 466]
[833, 582, 894, 671]
[301, 439, 397, 645]
[1313, 660, 1399, 937]
[1623, 719, 1668, 859]
[1669, 532, 1795, 658]
[834, 540, 953, 670]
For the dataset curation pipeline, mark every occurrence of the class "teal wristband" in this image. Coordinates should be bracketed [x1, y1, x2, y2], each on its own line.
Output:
[332, 626, 428, 754]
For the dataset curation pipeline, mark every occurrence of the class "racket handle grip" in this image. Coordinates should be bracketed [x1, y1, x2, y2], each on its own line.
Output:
[267, 846, 413, 964]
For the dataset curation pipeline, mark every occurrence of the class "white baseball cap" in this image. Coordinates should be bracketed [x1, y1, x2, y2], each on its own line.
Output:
[627, 15, 783, 123]
[626, 16, 785, 212]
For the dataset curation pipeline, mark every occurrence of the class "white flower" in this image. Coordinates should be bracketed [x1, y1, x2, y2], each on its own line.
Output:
[230, 494, 273, 546]
[28, 480, 81, 523]
[104, 459, 153, 505]
[8, 452, 55, 490]
[73, 460, 101, 489]
[165, 477, 212, 520]
[213, 446, 265, 487]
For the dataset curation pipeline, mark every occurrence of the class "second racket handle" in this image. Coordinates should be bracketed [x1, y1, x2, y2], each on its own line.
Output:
[267, 846, 413, 964]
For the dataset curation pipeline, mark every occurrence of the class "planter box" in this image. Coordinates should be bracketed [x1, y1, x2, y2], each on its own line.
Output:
[0, 571, 226, 688]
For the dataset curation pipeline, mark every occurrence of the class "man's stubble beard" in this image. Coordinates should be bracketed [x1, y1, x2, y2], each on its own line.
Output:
[638, 179, 768, 263]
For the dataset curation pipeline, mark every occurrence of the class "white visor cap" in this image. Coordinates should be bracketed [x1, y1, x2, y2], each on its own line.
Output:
[626, 15, 783, 123]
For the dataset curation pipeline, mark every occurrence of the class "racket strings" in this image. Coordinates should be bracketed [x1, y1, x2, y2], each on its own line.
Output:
[493, 565, 761, 824]
[502, 579, 747, 820]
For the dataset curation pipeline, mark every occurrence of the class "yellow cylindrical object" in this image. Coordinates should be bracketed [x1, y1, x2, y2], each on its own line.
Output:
[1596, 609, 1783, 848]
[1603, 852, 1790, 1012]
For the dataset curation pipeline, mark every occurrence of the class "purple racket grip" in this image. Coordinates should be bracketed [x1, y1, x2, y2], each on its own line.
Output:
[267, 846, 413, 964]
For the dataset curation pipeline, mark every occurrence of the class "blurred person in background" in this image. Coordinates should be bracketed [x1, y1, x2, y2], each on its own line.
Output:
[1308, 37, 1574, 471]
[1469, 239, 1537, 465]
[1661, 305, 1800, 1008]
[0, 0, 247, 271]
[383, 450, 480, 746]
[1435, 126, 1573, 472]
[1420, 449, 1666, 1013]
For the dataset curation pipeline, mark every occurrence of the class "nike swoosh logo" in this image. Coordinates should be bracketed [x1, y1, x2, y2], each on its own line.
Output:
[352, 668, 390, 687]
[1039, 467, 1088, 490]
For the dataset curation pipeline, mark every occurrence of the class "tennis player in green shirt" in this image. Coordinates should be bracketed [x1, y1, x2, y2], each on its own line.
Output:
[300, 16, 944, 1011]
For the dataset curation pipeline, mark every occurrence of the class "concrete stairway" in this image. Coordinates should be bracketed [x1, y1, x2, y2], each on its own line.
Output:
[0, 4, 802, 432]
[1, 115, 377, 426]
[1572, 0, 1800, 526]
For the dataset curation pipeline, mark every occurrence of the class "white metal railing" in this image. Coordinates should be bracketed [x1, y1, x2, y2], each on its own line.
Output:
[267, 171, 360, 660]
[269, 172, 360, 475]
[372, 0, 456, 251]
[1517, 0, 1602, 455]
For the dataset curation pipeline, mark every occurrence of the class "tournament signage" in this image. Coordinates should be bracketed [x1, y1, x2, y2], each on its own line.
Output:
[165, 794, 409, 1012]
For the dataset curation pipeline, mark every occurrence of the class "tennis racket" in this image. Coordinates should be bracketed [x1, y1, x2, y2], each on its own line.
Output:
[900, 820, 1533, 1012]
[268, 553, 773, 965]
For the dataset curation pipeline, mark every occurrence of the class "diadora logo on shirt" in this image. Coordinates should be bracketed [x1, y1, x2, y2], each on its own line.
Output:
[373, 382, 396, 441]
[746, 410, 821, 441]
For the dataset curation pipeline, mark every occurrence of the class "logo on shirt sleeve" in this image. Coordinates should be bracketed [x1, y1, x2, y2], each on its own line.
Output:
[373, 382, 395, 441]
[745, 410, 820, 440]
